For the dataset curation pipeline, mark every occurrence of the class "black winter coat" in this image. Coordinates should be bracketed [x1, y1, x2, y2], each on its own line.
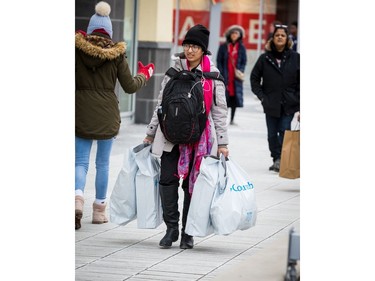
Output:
[250, 42, 300, 118]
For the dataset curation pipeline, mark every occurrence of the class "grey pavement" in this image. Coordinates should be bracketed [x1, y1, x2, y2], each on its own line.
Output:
[75, 80, 300, 281]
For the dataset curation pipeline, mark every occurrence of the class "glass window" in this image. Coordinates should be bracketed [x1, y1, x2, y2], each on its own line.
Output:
[119, 0, 138, 116]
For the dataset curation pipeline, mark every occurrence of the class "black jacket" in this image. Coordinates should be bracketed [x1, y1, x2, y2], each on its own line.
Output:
[250, 40, 300, 117]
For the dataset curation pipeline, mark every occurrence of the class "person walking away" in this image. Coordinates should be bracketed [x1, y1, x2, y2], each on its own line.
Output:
[75, 1, 155, 230]
[143, 24, 229, 249]
[250, 24, 300, 172]
[216, 25, 247, 125]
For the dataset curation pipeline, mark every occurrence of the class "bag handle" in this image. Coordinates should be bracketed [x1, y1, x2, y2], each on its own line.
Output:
[293, 120, 300, 131]
[217, 153, 228, 194]
[133, 143, 151, 153]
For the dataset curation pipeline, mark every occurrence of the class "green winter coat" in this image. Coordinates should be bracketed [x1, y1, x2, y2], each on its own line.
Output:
[75, 32, 146, 140]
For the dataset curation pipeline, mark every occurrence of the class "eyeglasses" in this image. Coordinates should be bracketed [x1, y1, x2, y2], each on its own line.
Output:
[182, 44, 201, 53]
[274, 24, 288, 29]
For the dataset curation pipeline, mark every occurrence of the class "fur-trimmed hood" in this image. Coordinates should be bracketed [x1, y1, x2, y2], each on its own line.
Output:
[224, 25, 245, 42]
[264, 37, 294, 52]
[75, 32, 127, 68]
[171, 51, 189, 63]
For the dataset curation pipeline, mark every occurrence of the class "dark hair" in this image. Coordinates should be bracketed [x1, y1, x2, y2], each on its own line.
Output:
[226, 29, 243, 43]
[224, 25, 244, 43]
[273, 25, 289, 37]
[270, 27, 292, 51]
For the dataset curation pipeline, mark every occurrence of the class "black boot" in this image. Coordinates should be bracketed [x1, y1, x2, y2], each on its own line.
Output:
[180, 232, 194, 249]
[159, 184, 180, 248]
[160, 227, 179, 248]
[180, 187, 194, 249]
[269, 158, 280, 172]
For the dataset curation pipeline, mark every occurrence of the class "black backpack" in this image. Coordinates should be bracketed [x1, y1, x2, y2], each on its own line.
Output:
[157, 67, 224, 144]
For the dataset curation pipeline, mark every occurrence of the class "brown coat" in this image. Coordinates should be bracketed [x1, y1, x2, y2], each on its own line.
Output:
[75, 32, 146, 139]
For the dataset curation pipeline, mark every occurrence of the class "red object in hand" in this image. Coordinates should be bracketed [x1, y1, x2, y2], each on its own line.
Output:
[137, 61, 155, 80]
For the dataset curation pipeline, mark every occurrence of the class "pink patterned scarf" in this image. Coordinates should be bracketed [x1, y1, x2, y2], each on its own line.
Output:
[177, 55, 213, 195]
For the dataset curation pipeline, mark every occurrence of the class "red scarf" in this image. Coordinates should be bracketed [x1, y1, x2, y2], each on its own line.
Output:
[177, 55, 213, 194]
[227, 43, 239, 96]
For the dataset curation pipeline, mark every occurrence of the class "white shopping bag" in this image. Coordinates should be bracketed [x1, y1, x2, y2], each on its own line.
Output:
[185, 154, 227, 237]
[210, 157, 257, 235]
[134, 144, 163, 229]
[109, 144, 146, 226]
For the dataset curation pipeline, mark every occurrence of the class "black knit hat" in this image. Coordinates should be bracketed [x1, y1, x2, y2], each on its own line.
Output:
[182, 24, 210, 54]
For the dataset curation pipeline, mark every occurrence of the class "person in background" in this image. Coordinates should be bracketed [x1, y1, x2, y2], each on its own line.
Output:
[75, 1, 154, 230]
[289, 21, 298, 52]
[143, 24, 229, 249]
[250, 24, 300, 172]
[216, 25, 247, 125]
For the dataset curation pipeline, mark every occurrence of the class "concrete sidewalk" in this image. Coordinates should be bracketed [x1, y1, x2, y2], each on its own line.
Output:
[75, 81, 300, 281]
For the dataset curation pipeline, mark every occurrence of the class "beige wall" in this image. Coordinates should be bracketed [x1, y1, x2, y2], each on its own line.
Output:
[138, 0, 174, 42]
[221, 0, 276, 13]
[177, 0, 276, 13]
[177, 0, 210, 11]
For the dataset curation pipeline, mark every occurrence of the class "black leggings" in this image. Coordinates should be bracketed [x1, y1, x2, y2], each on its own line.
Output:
[160, 145, 193, 230]
[160, 145, 193, 188]
[230, 106, 236, 122]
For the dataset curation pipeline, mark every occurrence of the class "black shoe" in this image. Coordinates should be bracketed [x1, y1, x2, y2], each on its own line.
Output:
[273, 158, 280, 172]
[269, 158, 280, 172]
[269, 163, 275, 171]
[159, 228, 179, 248]
[180, 233, 194, 249]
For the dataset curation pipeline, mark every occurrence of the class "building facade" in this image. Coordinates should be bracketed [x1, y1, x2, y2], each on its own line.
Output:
[75, 0, 298, 124]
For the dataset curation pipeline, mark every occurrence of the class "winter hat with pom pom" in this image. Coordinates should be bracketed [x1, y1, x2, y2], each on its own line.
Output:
[87, 1, 113, 38]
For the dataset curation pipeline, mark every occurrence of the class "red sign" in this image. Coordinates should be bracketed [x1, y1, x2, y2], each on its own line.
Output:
[174, 10, 276, 50]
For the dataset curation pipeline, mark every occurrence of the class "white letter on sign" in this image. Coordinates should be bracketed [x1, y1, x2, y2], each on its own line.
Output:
[180, 17, 195, 41]
[249, 19, 266, 45]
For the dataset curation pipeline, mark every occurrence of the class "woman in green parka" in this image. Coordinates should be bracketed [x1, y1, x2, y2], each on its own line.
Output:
[75, 1, 154, 230]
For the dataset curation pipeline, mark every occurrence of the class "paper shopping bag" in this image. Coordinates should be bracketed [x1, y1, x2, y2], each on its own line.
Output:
[279, 130, 300, 179]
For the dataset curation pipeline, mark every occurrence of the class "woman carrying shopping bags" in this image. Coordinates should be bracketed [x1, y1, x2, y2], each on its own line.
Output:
[250, 24, 300, 172]
[143, 24, 229, 249]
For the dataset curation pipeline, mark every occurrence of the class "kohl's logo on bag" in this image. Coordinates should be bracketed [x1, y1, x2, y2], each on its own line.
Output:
[230, 181, 254, 192]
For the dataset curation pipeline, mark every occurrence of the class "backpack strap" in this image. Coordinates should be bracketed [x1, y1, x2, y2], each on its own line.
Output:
[202, 72, 225, 84]
[166, 67, 225, 84]
[165, 67, 179, 78]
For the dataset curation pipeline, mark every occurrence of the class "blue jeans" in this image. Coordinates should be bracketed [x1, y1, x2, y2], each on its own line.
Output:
[75, 137, 114, 200]
[265, 113, 294, 161]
